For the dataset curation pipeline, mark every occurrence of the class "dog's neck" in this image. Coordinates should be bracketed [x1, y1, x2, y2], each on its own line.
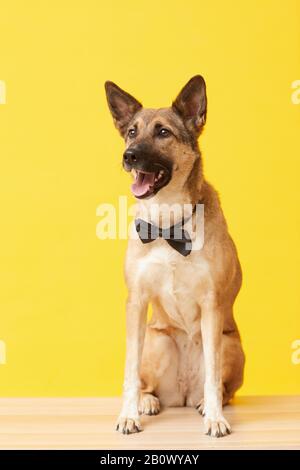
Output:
[136, 156, 204, 228]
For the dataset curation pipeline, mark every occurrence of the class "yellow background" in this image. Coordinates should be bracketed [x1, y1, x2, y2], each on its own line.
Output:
[0, 0, 299, 396]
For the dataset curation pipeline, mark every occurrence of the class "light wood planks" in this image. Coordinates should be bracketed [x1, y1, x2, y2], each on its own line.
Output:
[0, 396, 299, 450]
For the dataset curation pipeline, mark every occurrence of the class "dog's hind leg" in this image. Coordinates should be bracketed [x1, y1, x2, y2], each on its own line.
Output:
[139, 325, 182, 414]
[221, 330, 245, 404]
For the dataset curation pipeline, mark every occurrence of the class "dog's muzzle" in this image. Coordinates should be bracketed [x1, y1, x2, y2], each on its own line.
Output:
[123, 145, 172, 199]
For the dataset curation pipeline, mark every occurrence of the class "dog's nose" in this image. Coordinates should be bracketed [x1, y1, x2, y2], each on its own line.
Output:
[123, 149, 138, 166]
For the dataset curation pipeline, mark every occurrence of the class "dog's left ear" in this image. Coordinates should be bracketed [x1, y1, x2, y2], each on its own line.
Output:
[105, 81, 142, 137]
[172, 75, 207, 136]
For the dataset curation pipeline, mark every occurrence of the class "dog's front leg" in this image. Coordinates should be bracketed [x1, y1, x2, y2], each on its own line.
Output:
[200, 298, 231, 437]
[116, 293, 147, 434]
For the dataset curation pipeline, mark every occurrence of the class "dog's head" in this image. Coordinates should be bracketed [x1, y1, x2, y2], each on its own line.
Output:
[105, 76, 207, 199]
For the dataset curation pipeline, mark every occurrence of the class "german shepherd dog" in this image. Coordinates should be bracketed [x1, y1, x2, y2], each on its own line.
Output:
[105, 76, 245, 437]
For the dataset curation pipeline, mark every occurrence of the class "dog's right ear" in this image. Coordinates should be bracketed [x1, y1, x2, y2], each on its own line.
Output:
[105, 81, 142, 137]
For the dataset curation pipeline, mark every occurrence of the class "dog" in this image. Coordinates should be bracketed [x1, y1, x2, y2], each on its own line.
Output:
[105, 75, 245, 437]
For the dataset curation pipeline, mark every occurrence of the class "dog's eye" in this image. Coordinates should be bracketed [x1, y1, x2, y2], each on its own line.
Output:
[158, 128, 171, 138]
[128, 128, 137, 138]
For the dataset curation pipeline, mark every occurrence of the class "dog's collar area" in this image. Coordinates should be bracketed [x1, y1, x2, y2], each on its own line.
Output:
[135, 203, 198, 257]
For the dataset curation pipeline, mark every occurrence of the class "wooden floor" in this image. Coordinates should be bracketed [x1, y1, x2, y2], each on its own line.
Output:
[0, 396, 299, 450]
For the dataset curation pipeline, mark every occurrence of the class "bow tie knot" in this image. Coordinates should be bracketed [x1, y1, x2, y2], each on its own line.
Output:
[135, 218, 192, 257]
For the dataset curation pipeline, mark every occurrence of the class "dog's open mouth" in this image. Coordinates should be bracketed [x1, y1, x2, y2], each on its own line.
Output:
[131, 168, 170, 198]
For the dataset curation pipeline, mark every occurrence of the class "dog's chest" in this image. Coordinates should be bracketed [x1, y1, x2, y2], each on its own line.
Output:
[136, 242, 209, 333]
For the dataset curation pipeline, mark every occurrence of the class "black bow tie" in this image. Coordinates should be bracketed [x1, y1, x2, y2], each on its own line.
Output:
[135, 217, 193, 257]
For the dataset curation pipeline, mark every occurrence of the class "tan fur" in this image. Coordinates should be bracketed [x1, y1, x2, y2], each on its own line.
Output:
[105, 77, 245, 437]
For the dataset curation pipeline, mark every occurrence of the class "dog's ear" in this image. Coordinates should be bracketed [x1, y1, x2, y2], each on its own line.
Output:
[105, 81, 142, 136]
[172, 75, 207, 136]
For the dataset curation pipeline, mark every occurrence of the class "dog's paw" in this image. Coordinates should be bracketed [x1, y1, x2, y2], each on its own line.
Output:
[204, 415, 231, 438]
[139, 393, 160, 415]
[195, 399, 205, 416]
[116, 416, 142, 434]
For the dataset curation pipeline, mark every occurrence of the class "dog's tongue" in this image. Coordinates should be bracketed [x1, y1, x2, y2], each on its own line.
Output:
[131, 171, 155, 197]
